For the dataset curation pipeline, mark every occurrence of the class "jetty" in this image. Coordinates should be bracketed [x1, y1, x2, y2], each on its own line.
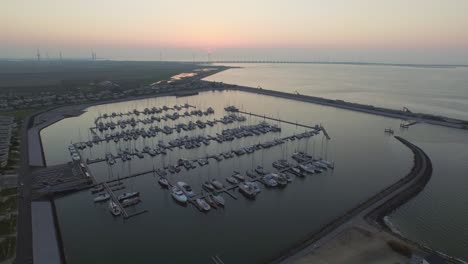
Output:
[269, 136, 438, 264]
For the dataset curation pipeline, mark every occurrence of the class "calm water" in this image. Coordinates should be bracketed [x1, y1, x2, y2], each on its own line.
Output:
[42, 90, 417, 263]
[204, 64, 468, 261]
[205, 63, 468, 120]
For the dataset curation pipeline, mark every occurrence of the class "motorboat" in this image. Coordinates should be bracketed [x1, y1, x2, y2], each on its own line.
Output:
[232, 172, 246, 182]
[211, 179, 224, 190]
[196, 198, 211, 212]
[238, 182, 257, 199]
[197, 158, 209, 166]
[318, 159, 334, 169]
[93, 193, 110, 202]
[313, 161, 328, 170]
[202, 181, 215, 192]
[262, 174, 278, 187]
[255, 165, 268, 175]
[291, 167, 302, 175]
[205, 195, 218, 209]
[109, 201, 121, 216]
[273, 173, 288, 187]
[121, 197, 141, 207]
[171, 186, 187, 204]
[158, 177, 169, 188]
[226, 176, 239, 185]
[117, 192, 139, 202]
[272, 159, 291, 169]
[299, 164, 316, 174]
[246, 170, 257, 178]
[91, 185, 104, 194]
[246, 181, 261, 194]
[281, 173, 292, 182]
[177, 182, 195, 197]
[212, 194, 225, 207]
[294, 152, 313, 162]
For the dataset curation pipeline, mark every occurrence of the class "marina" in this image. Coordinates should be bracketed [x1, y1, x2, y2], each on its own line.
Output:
[77, 103, 333, 215]
[39, 88, 466, 263]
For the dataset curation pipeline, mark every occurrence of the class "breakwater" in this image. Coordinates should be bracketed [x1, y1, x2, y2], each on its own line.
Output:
[209, 84, 468, 130]
[267, 136, 434, 264]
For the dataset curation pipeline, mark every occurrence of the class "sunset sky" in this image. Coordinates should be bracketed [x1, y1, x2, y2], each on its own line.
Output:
[2, 0, 468, 63]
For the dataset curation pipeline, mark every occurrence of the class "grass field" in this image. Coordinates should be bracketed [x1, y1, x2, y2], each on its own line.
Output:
[0, 107, 47, 121]
[0, 236, 15, 262]
[0, 60, 200, 94]
[0, 196, 17, 214]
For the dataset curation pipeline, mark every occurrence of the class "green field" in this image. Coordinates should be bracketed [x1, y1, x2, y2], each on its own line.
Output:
[0, 60, 201, 94]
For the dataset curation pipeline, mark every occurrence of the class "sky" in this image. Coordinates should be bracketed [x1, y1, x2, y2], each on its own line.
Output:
[1, 0, 468, 64]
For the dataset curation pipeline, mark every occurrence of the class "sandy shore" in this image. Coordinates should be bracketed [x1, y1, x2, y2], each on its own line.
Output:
[292, 227, 411, 264]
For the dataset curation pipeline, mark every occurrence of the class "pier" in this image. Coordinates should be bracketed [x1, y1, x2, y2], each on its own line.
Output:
[400, 120, 418, 128]
[90, 129, 319, 185]
[94, 104, 196, 124]
[102, 183, 128, 218]
[238, 110, 320, 130]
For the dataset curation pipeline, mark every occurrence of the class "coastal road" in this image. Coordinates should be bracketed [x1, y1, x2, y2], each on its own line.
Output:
[271, 136, 432, 264]
[15, 115, 34, 264]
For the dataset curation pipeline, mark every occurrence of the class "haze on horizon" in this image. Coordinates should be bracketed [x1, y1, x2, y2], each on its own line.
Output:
[2, 0, 468, 64]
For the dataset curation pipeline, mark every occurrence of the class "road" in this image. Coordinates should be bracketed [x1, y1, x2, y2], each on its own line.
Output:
[15, 115, 34, 264]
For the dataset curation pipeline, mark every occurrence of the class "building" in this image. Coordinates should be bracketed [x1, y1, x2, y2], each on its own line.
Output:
[0, 116, 14, 168]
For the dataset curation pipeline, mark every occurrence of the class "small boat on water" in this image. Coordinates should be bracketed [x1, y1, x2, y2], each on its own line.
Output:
[246, 170, 257, 178]
[273, 173, 288, 187]
[317, 159, 334, 169]
[246, 181, 261, 193]
[171, 186, 187, 204]
[202, 181, 215, 192]
[177, 181, 195, 197]
[158, 177, 169, 188]
[232, 171, 245, 182]
[211, 179, 224, 190]
[212, 194, 225, 207]
[299, 164, 316, 174]
[93, 193, 110, 202]
[226, 176, 239, 185]
[118, 192, 139, 202]
[262, 174, 278, 187]
[121, 197, 141, 207]
[238, 182, 257, 199]
[281, 173, 292, 182]
[91, 185, 104, 194]
[255, 165, 268, 175]
[205, 195, 218, 209]
[196, 198, 211, 212]
[109, 201, 121, 216]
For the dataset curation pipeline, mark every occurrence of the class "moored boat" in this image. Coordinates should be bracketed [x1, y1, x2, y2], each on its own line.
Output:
[158, 177, 169, 188]
[93, 193, 110, 202]
[226, 176, 239, 185]
[109, 201, 121, 216]
[238, 182, 257, 199]
[121, 197, 141, 207]
[205, 195, 218, 209]
[171, 186, 187, 204]
[202, 181, 215, 192]
[211, 179, 224, 190]
[262, 174, 278, 187]
[232, 171, 246, 181]
[117, 191, 139, 202]
[177, 181, 195, 197]
[196, 198, 211, 212]
[212, 194, 225, 206]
